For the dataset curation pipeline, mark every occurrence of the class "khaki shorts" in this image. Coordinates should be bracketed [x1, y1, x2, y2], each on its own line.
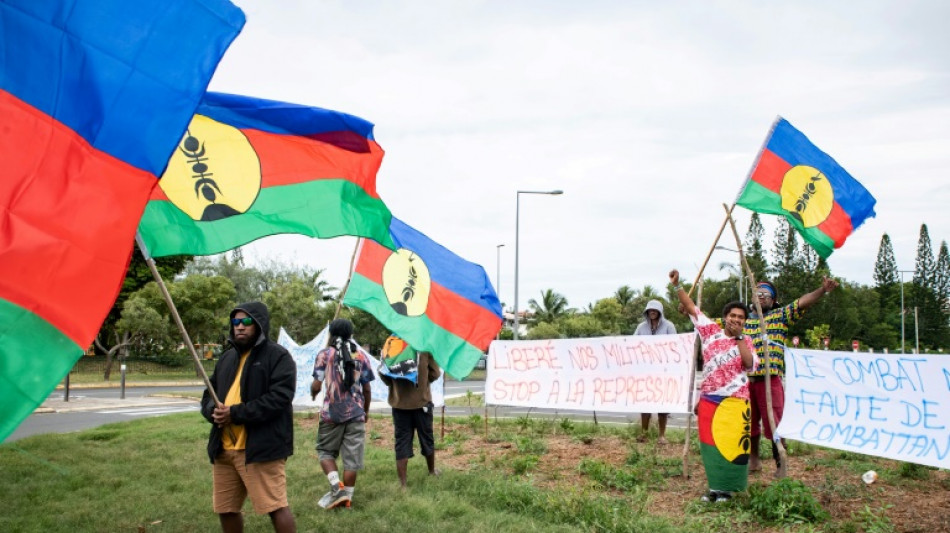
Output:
[316, 419, 365, 471]
[213, 449, 288, 514]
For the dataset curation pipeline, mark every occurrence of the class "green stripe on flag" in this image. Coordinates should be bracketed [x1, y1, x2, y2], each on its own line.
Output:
[343, 273, 484, 379]
[700, 442, 749, 492]
[139, 179, 394, 257]
[0, 299, 81, 442]
[737, 181, 835, 258]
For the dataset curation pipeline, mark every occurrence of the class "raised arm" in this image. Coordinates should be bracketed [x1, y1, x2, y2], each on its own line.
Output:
[797, 276, 840, 310]
[669, 269, 697, 317]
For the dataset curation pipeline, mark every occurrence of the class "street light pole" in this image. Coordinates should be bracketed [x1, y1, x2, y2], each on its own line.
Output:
[715, 246, 744, 302]
[513, 189, 563, 340]
[495, 243, 505, 302]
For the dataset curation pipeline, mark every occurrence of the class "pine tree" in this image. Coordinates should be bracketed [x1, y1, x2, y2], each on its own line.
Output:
[935, 241, 950, 314]
[913, 224, 935, 289]
[911, 224, 948, 349]
[873, 234, 898, 287]
[770, 218, 798, 277]
[872, 233, 901, 347]
[743, 213, 769, 280]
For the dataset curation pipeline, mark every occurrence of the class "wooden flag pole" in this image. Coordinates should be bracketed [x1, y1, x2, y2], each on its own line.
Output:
[134, 234, 235, 441]
[687, 205, 734, 298]
[688, 117, 780, 298]
[681, 336, 700, 479]
[334, 237, 363, 320]
[722, 204, 787, 479]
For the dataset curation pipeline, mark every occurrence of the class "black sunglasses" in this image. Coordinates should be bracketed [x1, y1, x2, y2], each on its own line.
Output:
[231, 317, 254, 327]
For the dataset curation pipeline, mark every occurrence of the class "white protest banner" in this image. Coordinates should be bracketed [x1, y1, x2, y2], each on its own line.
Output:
[279, 327, 444, 408]
[777, 348, 950, 469]
[278, 326, 328, 408]
[487, 333, 697, 413]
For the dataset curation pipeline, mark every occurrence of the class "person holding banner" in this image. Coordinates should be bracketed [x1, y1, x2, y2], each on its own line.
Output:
[670, 270, 756, 503]
[745, 277, 838, 474]
[634, 299, 677, 444]
[378, 335, 443, 487]
[311, 319, 375, 509]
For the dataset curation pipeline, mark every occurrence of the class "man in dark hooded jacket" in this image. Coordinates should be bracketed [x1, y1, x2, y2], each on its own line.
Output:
[201, 302, 297, 533]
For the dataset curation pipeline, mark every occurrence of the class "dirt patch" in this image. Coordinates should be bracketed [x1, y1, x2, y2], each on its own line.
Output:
[300, 415, 950, 532]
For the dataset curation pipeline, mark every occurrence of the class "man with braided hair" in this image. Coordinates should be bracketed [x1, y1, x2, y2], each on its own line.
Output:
[310, 318, 374, 509]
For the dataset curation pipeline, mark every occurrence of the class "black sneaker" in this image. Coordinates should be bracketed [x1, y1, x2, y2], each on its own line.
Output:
[700, 491, 717, 503]
[714, 491, 732, 503]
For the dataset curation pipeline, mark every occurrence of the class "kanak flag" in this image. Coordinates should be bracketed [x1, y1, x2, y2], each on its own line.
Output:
[0, 0, 244, 442]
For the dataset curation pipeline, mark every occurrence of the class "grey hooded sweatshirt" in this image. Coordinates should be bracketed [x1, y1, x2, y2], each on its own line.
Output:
[633, 299, 677, 335]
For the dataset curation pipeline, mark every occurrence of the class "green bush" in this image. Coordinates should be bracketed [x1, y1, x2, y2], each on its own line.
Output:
[745, 478, 829, 525]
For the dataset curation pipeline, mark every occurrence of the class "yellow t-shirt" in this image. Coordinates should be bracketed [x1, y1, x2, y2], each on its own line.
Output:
[222, 351, 250, 450]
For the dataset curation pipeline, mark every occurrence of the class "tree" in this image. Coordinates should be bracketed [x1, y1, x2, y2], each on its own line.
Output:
[525, 321, 561, 340]
[935, 241, 950, 314]
[95, 250, 190, 377]
[590, 298, 623, 335]
[559, 314, 604, 338]
[262, 277, 327, 342]
[873, 234, 899, 288]
[743, 213, 769, 280]
[872, 233, 901, 343]
[911, 224, 948, 349]
[613, 285, 639, 333]
[770, 218, 797, 278]
[913, 224, 936, 290]
[527, 289, 571, 325]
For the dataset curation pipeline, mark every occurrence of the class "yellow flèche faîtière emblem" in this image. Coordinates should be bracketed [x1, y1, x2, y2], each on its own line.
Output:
[779, 165, 834, 228]
[159, 114, 261, 222]
[382, 249, 432, 317]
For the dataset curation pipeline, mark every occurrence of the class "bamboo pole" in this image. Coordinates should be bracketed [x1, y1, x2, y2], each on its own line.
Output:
[681, 335, 700, 479]
[134, 234, 234, 441]
[687, 206, 734, 298]
[688, 116, 780, 299]
[722, 204, 787, 479]
[333, 238, 363, 320]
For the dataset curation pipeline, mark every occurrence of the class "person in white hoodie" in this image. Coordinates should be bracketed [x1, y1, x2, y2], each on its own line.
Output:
[633, 299, 677, 444]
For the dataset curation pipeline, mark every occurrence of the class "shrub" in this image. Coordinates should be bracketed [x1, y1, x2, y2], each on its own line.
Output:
[746, 478, 829, 525]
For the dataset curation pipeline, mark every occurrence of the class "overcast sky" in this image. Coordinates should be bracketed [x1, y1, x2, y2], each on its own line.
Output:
[206, 0, 950, 311]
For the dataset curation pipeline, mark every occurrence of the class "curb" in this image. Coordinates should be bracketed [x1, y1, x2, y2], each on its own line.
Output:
[55, 381, 203, 390]
[41, 398, 198, 414]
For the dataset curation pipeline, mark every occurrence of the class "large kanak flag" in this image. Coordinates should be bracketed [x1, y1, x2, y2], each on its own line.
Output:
[736, 117, 876, 258]
[0, 0, 244, 442]
[137, 92, 395, 257]
[343, 218, 503, 379]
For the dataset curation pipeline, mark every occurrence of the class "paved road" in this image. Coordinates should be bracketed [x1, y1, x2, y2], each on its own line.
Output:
[5, 380, 690, 443]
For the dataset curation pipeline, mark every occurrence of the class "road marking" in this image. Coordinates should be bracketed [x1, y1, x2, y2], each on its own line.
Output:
[99, 405, 198, 416]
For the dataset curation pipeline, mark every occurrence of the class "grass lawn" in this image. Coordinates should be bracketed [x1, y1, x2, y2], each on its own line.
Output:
[0, 414, 665, 533]
[2, 413, 948, 532]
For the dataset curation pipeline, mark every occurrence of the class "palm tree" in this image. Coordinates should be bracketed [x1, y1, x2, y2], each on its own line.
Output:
[614, 285, 636, 308]
[527, 289, 570, 324]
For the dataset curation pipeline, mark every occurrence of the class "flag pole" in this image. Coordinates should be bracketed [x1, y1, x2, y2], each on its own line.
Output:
[722, 204, 787, 479]
[334, 238, 363, 320]
[134, 234, 235, 441]
[681, 336, 700, 479]
[687, 116, 782, 298]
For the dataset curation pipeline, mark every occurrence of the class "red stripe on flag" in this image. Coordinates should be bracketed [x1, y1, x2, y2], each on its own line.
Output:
[0, 91, 155, 345]
[354, 238, 391, 283]
[817, 203, 854, 248]
[354, 238, 501, 350]
[149, 128, 384, 202]
[749, 148, 791, 194]
[427, 283, 503, 350]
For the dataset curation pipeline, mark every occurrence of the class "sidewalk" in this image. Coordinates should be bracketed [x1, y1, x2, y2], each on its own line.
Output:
[39, 382, 201, 414]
